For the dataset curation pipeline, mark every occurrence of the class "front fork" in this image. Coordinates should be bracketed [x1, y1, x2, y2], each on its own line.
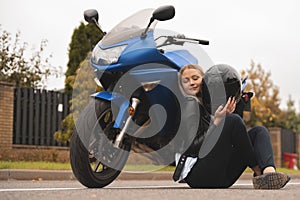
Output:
[114, 98, 140, 148]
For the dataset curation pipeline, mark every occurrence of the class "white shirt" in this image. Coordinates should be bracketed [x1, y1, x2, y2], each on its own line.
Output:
[174, 122, 218, 182]
[175, 153, 197, 182]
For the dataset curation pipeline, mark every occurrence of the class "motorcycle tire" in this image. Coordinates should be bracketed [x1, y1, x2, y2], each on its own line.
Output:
[70, 99, 131, 188]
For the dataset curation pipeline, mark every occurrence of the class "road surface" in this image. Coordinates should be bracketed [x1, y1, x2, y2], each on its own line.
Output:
[1, 179, 299, 200]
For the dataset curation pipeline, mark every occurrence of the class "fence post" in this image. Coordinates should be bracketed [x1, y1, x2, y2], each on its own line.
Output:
[0, 82, 14, 150]
[296, 132, 300, 169]
[269, 127, 282, 168]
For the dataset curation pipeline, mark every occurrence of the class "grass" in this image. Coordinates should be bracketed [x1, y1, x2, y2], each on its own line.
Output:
[243, 167, 300, 175]
[276, 168, 300, 174]
[0, 161, 299, 174]
[0, 161, 174, 171]
[0, 161, 71, 170]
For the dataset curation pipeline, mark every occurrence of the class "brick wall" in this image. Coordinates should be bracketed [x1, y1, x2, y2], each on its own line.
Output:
[0, 82, 14, 149]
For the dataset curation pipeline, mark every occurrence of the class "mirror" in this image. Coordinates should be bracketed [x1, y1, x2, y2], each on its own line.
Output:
[84, 9, 99, 23]
[152, 5, 175, 21]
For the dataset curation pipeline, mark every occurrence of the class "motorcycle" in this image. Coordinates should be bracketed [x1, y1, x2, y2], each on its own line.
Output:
[70, 5, 252, 188]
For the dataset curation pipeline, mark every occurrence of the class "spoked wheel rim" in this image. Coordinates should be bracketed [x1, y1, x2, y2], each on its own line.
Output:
[86, 107, 130, 176]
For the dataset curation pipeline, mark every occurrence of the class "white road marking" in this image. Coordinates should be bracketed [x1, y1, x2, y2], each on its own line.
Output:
[0, 188, 81, 192]
[108, 185, 187, 189]
[0, 182, 298, 192]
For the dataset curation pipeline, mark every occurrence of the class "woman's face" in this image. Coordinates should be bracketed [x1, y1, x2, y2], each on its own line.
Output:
[181, 68, 203, 96]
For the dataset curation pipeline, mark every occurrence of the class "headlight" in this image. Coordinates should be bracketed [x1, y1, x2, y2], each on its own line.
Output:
[92, 44, 127, 65]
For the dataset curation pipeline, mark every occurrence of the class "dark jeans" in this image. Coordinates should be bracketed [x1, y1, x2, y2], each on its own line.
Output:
[248, 126, 275, 173]
[185, 114, 275, 188]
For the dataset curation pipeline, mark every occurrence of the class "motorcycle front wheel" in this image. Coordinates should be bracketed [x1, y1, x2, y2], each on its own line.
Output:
[70, 99, 131, 188]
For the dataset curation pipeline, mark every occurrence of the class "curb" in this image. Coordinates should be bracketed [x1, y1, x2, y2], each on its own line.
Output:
[1, 169, 299, 181]
[0, 169, 76, 181]
[0, 169, 172, 181]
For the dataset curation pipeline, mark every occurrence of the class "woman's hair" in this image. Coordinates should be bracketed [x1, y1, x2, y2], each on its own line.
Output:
[179, 64, 205, 77]
[178, 64, 205, 103]
[179, 64, 212, 113]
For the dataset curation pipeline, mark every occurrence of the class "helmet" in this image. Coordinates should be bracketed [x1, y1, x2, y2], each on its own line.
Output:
[203, 64, 241, 112]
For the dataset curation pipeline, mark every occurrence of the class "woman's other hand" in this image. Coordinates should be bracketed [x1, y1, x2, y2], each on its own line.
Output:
[213, 97, 236, 126]
[225, 97, 236, 114]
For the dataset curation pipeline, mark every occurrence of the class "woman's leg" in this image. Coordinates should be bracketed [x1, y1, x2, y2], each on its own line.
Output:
[248, 126, 290, 189]
[248, 126, 275, 174]
[185, 114, 258, 188]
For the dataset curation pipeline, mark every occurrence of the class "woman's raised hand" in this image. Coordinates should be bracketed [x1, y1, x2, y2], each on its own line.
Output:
[213, 97, 236, 126]
[225, 97, 236, 114]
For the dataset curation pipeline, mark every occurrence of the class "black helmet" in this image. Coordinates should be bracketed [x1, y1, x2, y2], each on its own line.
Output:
[203, 64, 241, 112]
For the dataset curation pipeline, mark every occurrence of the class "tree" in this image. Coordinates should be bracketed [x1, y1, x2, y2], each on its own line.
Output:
[0, 26, 58, 88]
[54, 22, 103, 142]
[54, 56, 101, 143]
[64, 22, 103, 94]
[242, 61, 282, 128]
[279, 96, 300, 132]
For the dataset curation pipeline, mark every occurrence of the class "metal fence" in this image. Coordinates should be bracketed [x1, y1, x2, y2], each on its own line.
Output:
[13, 88, 71, 147]
[281, 128, 296, 154]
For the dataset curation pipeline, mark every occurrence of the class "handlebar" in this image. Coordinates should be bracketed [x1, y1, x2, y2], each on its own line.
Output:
[175, 34, 209, 45]
[194, 39, 209, 45]
[155, 34, 209, 48]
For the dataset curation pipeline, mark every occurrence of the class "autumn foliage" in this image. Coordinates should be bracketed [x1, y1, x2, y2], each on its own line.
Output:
[242, 61, 300, 132]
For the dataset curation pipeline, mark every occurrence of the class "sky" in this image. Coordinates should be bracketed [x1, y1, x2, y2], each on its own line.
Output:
[1, 0, 300, 111]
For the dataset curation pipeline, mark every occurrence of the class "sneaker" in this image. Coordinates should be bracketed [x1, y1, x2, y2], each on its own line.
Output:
[252, 172, 291, 189]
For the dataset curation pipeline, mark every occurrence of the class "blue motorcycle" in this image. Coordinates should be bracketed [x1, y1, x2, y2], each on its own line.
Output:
[70, 5, 251, 188]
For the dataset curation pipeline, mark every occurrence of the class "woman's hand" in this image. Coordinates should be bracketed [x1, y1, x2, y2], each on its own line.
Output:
[225, 96, 236, 114]
[213, 97, 236, 126]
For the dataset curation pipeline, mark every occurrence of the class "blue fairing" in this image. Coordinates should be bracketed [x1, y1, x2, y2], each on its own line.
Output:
[89, 31, 199, 130]
[90, 32, 198, 72]
[91, 91, 130, 128]
[164, 50, 198, 68]
[91, 33, 170, 72]
[90, 91, 117, 101]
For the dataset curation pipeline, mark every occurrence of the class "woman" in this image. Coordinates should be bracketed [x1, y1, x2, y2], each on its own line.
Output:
[175, 63, 290, 189]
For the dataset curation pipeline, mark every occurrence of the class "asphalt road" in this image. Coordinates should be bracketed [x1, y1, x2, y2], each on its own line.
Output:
[1, 179, 299, 200]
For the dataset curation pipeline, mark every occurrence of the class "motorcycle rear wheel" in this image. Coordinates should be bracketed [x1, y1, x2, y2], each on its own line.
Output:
[70, 99, 131, 188]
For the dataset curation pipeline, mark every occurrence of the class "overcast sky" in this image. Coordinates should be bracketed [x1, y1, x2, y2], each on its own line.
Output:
[1, 0, 300, 111]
